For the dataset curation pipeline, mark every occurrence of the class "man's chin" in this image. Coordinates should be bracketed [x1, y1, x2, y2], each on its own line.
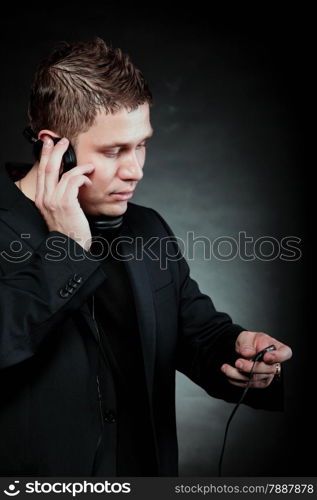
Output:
[84, 200, 129, 217]
[105, 199, 129, 217]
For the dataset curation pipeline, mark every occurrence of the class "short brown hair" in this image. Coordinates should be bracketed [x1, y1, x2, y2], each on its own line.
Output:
[27, 37, 153, 142]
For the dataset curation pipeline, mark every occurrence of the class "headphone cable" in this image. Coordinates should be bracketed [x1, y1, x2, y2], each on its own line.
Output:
[218, 358, 257, 477]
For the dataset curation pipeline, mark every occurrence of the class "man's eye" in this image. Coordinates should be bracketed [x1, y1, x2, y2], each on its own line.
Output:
[103, 149, 121, 158]
[136, 143, 148, 152]
[104, 144, 147, 158]
[105, 152, 120, 158]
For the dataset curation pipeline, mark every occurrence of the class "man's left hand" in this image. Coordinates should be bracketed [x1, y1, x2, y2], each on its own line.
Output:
[220, 331, 293, 388]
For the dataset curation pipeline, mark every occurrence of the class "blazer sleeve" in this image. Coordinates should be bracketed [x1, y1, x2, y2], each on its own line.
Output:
[149, 208, 284, 411]
[0, 231, 107, 369]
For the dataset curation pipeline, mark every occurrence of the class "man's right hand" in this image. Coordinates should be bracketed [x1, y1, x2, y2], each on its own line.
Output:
[35, 135, 95, 251]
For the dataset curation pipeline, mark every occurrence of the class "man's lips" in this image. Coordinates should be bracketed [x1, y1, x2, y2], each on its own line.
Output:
[112, 190, 135, 195]
[109, 190, 135, 200]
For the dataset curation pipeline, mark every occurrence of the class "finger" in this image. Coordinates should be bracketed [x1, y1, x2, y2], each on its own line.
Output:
[44, 138, 70, 199]
[228, 375, 274, 388]
[55, 164, 95, 200]
[235, 358, 277, 375]
[262, 343, 293, 364]
[221, 364, 274, 387]
[249, 374, 274, 388]
[38, 135, 54, 170]
[221, 363, 251, 382]
[60, 174, 93, 210]
[235, 330, 258, 358]
[227, 379, 249, 388]
[36, 136, 54, 205]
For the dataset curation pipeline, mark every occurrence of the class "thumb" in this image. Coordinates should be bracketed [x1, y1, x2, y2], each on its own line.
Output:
[236, 331, 257, 357]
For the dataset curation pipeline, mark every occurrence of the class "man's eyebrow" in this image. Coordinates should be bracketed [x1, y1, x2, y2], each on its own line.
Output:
[98, 128, 154, 148]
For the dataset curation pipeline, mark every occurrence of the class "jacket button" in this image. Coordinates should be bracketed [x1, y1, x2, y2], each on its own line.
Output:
[104, 409, 116, 424]
[59, 289, 70, 298]
[65, 284, 74, 294]
[68, 278, 78, 288]
[73, 273, 83, 284]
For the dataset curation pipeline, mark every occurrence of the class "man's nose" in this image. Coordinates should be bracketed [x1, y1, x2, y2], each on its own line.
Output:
[118, 153, 144, 181]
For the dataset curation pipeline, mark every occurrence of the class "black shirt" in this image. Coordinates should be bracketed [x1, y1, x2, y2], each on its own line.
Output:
[87, 217, 157, 476]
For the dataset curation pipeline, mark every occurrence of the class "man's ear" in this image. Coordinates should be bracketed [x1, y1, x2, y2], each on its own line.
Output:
[38, 129, 60, 142]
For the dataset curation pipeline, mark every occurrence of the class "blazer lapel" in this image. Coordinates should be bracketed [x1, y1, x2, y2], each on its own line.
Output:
[119, 220, 157, 401]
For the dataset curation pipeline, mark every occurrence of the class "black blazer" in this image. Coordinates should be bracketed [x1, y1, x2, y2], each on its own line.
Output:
[0, 162, 282, 476]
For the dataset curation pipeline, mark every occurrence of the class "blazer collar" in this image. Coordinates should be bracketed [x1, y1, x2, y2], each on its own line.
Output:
[0, 162, 35, 208]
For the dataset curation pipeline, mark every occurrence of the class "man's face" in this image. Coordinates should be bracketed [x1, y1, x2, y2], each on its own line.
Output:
[74, 102, 153, 216]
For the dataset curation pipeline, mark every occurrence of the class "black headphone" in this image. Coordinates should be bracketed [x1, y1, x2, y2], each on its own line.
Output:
[22, 126, 77, 173]
[218, 344, 277, 476]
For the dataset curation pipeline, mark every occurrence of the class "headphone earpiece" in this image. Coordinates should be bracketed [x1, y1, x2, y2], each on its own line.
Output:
[23, 126, 77, 173]
[61, 143, 77, 172]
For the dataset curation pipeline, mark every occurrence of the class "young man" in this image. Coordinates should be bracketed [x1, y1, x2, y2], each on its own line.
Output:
[0, 37, 292, 476]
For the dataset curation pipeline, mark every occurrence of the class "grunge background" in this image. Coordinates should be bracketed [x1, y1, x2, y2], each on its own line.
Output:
[0, 4, 311, 476]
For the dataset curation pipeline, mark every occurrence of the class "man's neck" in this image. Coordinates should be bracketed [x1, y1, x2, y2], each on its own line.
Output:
[14, 163, 38, 201]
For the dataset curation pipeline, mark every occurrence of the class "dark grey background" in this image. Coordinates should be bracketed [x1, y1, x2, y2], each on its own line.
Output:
[0, 5, 312, 476]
